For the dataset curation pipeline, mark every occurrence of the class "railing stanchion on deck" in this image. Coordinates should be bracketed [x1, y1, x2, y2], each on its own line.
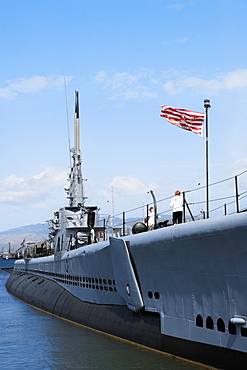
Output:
[183, 192, 186, 223]
[235, 175, 240, 213]
[123, 212, 126, 236]
[146, 204, 149, 229]
[104, 218, 106, 240]
[184, 197, 195, 221]
[150, 190, 158, 229]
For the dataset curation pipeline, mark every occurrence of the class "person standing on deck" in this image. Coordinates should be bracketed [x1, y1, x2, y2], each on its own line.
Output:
[144, 207, 155, 230]
[169, 190, 183, 224]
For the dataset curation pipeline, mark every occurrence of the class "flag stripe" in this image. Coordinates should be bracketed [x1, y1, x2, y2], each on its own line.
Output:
[160, 105, 205, 136]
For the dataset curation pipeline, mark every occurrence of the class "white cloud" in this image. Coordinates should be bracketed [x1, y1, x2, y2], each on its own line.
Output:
[94, 70, 108, 83]
[110, 86, 157, 100]
[162, 37, 189, 45]
[98, 176, 161, 199]
[163, 69, 247, 95]
[0, 167, 67, 204]
[94, 69, 153, 88]
[94, 69, 156, 100]
[0, 75, 73, 100]
[94, 68, 247, 100]
[111, 176, 147, 195]
[168, 4, 183, 11]
[175, 37, 189, 43]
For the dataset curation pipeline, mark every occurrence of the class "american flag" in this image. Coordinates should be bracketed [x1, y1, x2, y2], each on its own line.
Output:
[20, 239, 25, 247]
[160, 105, 206, 136]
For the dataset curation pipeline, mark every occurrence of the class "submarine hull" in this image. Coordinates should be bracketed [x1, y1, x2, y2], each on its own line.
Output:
[6, 270, 247, 370]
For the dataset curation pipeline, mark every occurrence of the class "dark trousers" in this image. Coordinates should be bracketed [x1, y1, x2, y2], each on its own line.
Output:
[173, 211, 182, 224]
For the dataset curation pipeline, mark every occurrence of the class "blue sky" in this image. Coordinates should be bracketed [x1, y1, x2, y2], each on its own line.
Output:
[0, 0, 247, 231]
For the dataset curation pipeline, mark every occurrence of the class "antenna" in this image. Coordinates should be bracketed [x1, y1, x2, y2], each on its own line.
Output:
[66, 91, 84, 207]
[74, 90, 80, 154]
[64, 78, 72, 167]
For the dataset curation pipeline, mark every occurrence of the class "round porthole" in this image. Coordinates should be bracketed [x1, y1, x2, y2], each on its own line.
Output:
[148, 291, 153, 299]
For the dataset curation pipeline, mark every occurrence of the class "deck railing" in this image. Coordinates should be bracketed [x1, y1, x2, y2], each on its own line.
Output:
[105, 169, 247, 236]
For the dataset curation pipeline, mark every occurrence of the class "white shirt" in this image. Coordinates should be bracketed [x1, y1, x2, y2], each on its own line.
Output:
[148, 211, 155, 225]
[169, 195, 183, 212]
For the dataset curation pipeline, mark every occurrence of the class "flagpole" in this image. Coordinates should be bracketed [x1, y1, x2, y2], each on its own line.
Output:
[204, 99, 211, 219]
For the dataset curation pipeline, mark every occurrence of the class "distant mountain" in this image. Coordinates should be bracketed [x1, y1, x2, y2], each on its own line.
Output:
[0, 223, 49, 252]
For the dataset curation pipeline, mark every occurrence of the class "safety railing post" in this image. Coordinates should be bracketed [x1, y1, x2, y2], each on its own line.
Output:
[183, 192, 186, 223]
[123, 212, 126, 236]
[235, 175, 239, 213]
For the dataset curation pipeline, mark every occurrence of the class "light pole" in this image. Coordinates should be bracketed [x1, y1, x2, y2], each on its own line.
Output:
[204, 99, 211, 219]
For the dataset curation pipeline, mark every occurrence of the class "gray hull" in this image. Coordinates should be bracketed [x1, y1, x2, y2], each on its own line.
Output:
[6, 268, 247, 370]
[5, 211, 247, 369]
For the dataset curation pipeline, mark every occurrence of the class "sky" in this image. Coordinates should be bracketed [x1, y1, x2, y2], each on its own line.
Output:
[0, 0, 247, 231]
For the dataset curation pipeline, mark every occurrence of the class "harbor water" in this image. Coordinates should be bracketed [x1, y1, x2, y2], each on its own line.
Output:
[1, 259, 205, 370]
